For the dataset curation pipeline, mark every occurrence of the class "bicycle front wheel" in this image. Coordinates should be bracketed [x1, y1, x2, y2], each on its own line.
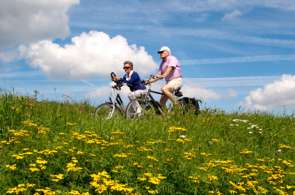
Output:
[94, 102, 121, 119]
[125, 101, 139, 119]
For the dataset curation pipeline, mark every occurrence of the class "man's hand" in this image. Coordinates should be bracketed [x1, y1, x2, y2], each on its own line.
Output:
[144, 80, 151, 85]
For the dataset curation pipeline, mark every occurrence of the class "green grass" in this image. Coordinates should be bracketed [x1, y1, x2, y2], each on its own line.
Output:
[0, 93, 294, 194]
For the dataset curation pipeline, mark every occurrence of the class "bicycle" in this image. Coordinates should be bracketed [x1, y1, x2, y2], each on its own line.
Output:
[94, 72, 125, 120]
[125, 76, 201, 118]
[125, 82, 163, 118]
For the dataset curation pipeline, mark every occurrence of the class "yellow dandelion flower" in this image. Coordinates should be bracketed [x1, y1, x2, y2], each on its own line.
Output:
[267, 174, 284, 184]
[29, 167, 40, 172]
[168, 126, 187, 133]
[256, 186, 268, 194]
[278, 144, 292, 150]
[246, 180, 258, 189]
[66, 122, 77, 126]
[144, 172, 153, 178]
[112, 165, 124, 173]
[200, 152, 211, 157]
[111, 131, 125, 136]
[37, 126, 50, 134]
[123, 144, 134, 148]
[176, 137, 192, 144]
[94, 184, 107, 194]
[66, 162, 82, 172]
[184, 151, 196, 160]
[35, 187, 55, 195]
[207, 175, 218, 182]
[22, 119, 38, 128]
[12, 154, 24, 160]
[113, 153, 131, 158]
[6, 183, 35, 194]
[188, 175, 200, 183]
[228, 190, 237, 194]
[36, 158, 47, 165]
[5, 164, 17, 171]
[211, 138, 220, 144]
[240, 149, 253, 155]
[147, 189, 158, 194]
[133, 162, 143, 168]
[286, 185, 295, 190]
[229, 181, 246, 193]
[137, 146, 153, 152]
[147, 155, 158, 162]
[281, 160, 293, 167]
[50, 173, 64, 182]
[148, 177, 161, 185]
[137, 176, 147, 182]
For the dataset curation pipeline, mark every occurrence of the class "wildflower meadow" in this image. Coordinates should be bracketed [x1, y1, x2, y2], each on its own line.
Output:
[0, 94, 294, 194]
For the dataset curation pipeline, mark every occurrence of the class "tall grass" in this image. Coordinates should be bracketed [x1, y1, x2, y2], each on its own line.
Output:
[0, 93, 294, 194]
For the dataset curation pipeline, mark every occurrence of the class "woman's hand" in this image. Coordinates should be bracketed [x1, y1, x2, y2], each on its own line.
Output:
[112, 76, 120, 81]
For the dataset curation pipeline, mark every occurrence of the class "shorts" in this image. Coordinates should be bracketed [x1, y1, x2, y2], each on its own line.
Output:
[165, 77, 182, 91]
[128, 89, 148, 100]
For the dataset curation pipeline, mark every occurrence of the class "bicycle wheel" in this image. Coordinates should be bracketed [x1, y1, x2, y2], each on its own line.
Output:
[125, 101, 140, 119]
[94, 102, 121, 119]
[178, 97, 200, 115]
[147, 100, 163, 115]
[126, 100, 163, 119]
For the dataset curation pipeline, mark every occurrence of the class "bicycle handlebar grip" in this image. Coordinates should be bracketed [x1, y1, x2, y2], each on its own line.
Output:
[110, 72, 116, 79]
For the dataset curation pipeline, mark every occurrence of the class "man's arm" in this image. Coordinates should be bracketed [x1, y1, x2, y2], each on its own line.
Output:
[148, 66, 174, 83]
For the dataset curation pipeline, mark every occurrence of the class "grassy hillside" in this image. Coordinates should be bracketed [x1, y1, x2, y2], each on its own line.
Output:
[0, 94, 294, 194]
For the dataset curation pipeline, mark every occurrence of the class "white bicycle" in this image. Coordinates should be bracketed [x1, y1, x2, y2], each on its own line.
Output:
[94, 72, 125, 120]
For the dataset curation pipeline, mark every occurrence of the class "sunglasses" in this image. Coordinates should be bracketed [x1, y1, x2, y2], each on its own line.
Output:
[123, 66, 131, 70]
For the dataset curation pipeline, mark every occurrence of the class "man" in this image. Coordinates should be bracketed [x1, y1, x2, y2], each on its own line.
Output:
[112, 60, 147, 114]
[147, 46, 182, 107]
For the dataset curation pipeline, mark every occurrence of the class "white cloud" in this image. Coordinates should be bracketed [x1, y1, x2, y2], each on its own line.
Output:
[0, 0, 79, 49]
[88, 84, 131, 99]
[243, 75, 295, 111]
[181, 76, 280, 88]
[169, 28, 295, 48]
[182, 54, 295, 65]
[222, 10, 242, 21]
[228, 89, 238, 98]
[87, 85, 112, 98]
[20, 31, 157, 79]
[173, 0, 295, 12]
[0, 50, 18, 62]
[182, 80, 221, 100]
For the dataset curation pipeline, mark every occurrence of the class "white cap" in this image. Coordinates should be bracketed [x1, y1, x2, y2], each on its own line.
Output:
[158, 46, 171, 54]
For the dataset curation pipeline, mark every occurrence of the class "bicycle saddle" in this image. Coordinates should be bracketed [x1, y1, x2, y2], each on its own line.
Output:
[174, 87, 183, 97]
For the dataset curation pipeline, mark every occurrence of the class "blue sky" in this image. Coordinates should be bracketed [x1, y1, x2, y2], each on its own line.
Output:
[1, 0, 295, 113]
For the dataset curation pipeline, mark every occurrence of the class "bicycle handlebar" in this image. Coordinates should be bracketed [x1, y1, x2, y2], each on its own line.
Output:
[110, 72, 123, 90]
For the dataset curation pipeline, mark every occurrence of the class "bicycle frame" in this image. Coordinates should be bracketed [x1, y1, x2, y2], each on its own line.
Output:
[106, 85, 125, 118]
[145, 84, 183, 105]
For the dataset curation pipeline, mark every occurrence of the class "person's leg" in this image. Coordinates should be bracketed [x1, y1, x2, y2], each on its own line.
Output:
[128, 90, 147, 114]
[128, 92, 141, 114]
[159, 94, 169, 107]
[161, 85, 177, 105]
[161, 78, 182, 106]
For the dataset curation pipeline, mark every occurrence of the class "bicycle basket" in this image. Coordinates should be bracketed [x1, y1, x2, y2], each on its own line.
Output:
[174, 88, 183, 97]
[179, 97, 201, 115]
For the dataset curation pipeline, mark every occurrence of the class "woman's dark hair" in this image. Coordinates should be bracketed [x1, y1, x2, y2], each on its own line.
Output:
[123, 60, 133, 69]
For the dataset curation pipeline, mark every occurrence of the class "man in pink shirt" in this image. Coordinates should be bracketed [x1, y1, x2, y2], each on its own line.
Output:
[147, 46, 182, 107]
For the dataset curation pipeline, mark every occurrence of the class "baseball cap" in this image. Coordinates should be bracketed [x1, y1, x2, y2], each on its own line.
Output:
[158, 46, 171, 54]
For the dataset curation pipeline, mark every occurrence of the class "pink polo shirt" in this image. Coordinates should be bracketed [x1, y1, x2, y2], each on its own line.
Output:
[159, 55, 182, 82]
